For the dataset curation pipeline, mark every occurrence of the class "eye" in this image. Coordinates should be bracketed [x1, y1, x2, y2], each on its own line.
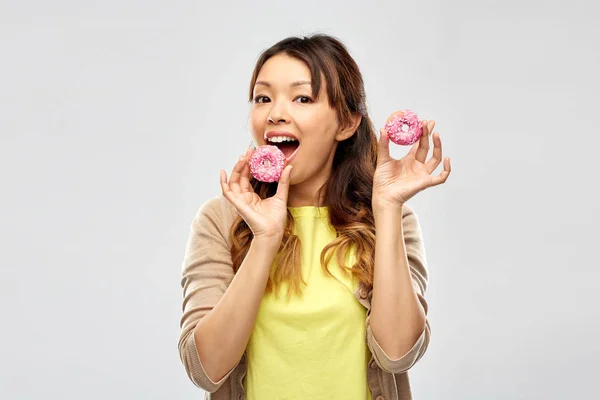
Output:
[294, 96, 313, 104]
[253, 95, 270, 103]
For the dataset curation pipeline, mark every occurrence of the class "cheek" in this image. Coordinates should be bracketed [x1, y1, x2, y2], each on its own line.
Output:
[248, 111, 266, 138]
[299, 117, 337, 148]
[299, 134, 335, 162]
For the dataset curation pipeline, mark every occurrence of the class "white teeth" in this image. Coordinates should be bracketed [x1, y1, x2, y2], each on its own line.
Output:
[267, 136, 298, 143]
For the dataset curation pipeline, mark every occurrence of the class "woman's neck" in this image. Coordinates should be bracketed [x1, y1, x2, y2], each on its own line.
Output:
[287, 175, 328, 207]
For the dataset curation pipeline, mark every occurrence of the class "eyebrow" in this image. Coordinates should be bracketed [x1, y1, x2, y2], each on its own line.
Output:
[254, 80, 311, 88]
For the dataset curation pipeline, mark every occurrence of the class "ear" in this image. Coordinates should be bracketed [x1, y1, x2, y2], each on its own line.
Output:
[335, 113, 362, 141]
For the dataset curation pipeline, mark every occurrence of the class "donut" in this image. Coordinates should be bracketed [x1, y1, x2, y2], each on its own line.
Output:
[384, 109, 423, 146]
[249, 144, 286, 182]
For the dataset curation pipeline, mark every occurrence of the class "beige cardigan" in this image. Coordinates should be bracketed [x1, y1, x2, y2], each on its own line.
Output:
[178, 194, 431, 400]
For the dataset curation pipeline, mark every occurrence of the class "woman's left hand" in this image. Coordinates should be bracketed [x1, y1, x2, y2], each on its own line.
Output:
[373, 119, 451, 209]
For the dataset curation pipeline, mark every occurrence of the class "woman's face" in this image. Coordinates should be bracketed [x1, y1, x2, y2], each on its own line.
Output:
[249, 53, 355, 190]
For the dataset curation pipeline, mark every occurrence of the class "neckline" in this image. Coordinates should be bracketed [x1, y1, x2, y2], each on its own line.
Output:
[287, 205, 329, 218]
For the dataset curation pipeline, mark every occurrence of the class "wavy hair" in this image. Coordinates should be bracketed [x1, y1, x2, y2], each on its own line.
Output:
[229, 33, 378, 298]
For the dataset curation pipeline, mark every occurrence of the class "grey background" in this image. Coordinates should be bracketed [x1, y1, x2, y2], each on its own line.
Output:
[1, 0, 598, 399]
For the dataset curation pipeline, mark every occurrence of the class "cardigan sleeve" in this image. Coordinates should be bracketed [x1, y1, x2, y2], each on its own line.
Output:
[366, 203, 432, 374]
[177, 196, 240, 392]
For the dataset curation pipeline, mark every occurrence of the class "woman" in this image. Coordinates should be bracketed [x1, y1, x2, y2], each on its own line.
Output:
[178, 33, 451, 400]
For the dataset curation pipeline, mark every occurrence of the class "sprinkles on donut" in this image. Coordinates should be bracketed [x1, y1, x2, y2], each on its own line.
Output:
[384, 109, 423, 146]
[249, 144, 286, 182]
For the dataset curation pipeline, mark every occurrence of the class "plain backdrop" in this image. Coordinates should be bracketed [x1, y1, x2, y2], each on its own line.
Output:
[1, 0, 599, 399]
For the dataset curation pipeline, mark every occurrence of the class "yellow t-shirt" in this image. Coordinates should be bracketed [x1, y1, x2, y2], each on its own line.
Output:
[244, 206, 372, 400]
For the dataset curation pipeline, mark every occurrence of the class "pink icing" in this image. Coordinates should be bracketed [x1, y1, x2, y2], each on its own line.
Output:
[249, 145, 286, 182]
[384, 109, 423, 146]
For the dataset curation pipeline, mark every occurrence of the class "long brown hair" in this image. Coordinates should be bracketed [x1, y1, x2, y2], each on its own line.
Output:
[230, 33, 378, 298]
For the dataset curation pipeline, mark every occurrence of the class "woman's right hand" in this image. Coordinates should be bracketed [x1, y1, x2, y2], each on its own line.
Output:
[219, 147, 293, 243]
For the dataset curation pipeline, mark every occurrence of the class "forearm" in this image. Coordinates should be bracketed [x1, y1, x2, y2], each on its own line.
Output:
[194, 237, 279, 382]
[370, 205, 426, 359]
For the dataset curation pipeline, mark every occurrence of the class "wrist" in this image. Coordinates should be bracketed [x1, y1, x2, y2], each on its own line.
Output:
[372, 200, 403, 216]
[252, 235, 282, 253]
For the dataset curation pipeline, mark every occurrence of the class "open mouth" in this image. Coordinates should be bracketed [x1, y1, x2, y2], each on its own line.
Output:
[267, 139, 300, 162]
[273, 141, 299, 158]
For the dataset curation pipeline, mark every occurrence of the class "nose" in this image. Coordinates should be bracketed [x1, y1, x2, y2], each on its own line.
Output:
[267, 100, 289, 124]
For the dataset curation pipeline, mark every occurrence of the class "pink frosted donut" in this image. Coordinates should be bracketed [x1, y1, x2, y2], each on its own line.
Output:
[249, 145, 286, 182]
[384, 109, 423, 146]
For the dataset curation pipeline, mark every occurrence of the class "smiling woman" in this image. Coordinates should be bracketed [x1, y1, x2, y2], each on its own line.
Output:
[247, 52, 362, 192]
[178, 33, 444, 400]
